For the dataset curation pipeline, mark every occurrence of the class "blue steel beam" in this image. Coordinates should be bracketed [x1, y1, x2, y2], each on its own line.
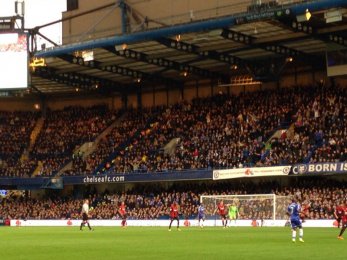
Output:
[58, 54, 144, 80]
[221, 28, 317, 61]
[34, 0, 347, 58]
[278, 19, 347, 48]
[220, 29, 254, 45]
[32, 66, 122, 91]
[156, 37, 244, 66]
[103, 46, 225, 79]
[57, 54, 181, 85]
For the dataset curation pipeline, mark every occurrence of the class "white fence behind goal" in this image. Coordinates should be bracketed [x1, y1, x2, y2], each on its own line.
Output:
[200, 194, 289, 222]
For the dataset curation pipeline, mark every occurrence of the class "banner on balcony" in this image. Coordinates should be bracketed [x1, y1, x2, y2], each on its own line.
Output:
[213, 166, 291, 180]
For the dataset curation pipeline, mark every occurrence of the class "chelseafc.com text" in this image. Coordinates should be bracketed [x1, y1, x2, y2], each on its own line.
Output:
[83, 175, 125, 183]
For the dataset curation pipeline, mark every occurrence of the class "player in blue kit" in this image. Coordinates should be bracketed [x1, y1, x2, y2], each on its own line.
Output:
[198, 203, 205, 228]
[287, 198, 304, 243]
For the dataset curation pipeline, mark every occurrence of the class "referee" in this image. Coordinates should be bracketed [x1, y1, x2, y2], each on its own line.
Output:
[80, 199, 93, 231]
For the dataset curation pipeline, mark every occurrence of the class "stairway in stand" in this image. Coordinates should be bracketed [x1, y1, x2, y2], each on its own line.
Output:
[20, 117, 45, 163]
[56, 112, 128, 176]
[31, 161, 43, 177]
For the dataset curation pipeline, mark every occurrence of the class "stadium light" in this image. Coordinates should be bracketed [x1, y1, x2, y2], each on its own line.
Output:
[296, 9, 311, 22]
[30, 58, 46, 68]
[82, 50, 94, 62]
[115, 43, 127, 51]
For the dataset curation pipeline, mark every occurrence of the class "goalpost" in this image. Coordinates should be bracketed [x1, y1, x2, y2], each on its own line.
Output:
[200, 194, 290, 224]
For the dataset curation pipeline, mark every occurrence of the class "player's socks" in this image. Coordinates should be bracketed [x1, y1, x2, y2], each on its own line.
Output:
[299, 228, 303, 242]
[292, 230, 297, 241]
[339, 227, 346, 237]
[87, 223, 92, 230]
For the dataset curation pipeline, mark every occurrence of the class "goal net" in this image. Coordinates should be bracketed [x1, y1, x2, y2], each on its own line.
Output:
[200, 194, 289, 221]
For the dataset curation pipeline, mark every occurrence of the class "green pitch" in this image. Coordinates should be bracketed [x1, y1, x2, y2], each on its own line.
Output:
[0, 227, 345, 260]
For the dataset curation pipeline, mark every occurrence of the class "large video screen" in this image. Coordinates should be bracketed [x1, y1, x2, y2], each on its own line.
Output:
[0, 33, 28, 89]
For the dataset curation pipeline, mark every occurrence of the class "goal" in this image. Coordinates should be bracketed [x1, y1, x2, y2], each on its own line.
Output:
[200, 194, 289, 221]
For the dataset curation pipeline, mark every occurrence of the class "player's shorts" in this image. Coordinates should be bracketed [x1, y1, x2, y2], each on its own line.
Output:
[121, 213, 127, 220]
[220, 214, 227, 219]
[229, 213, 237, 219]
[82, 213, 88, 222]
[290, 218, 302, 229]
[198, 214, 205, 220]
[170, 216, 179, 221]
[341, 220, 347, 227]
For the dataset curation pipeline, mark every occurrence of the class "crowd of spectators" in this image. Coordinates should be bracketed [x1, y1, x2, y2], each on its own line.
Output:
[85, 90, 295, 174]
[51, 88, 302, 176]
[265, 85, 347, 166]
[86, 107, 164, 174]
[309, 88, 347, 163]
[0, 178, 345, 220]
[31, 105, 118, 176]
[0, 105, 119, 177]
[101, 85, 346, 174]
[0, 111, 39, 177]
[1, 84, 346, 178]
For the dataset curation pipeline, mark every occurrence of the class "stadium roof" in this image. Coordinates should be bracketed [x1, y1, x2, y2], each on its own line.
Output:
[29, 0, 347, 95]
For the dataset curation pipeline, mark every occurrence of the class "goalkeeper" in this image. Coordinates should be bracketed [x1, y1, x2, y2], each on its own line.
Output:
[228, 201, 239, 226]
